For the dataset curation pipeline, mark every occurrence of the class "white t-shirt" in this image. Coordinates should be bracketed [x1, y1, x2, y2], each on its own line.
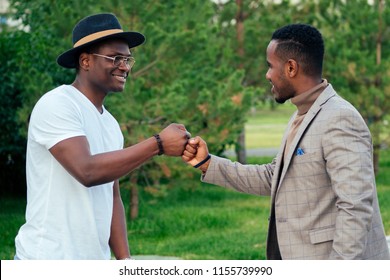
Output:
[15, 85, 124, 259]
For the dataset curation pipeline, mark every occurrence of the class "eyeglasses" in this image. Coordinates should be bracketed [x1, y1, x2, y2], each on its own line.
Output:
[92, 53, 135, 68]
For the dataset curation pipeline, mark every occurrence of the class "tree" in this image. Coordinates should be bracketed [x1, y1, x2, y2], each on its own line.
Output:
[105, 0, 256, 218]
[5, 0, 388, 206]
[314, 0, 390, 173]
[5, 0, 256, 219]
[0, 0, 100, 196]
[0, 30, 27, 197]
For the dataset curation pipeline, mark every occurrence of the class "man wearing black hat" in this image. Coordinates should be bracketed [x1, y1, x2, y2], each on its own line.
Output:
[14, 13, 190, 260]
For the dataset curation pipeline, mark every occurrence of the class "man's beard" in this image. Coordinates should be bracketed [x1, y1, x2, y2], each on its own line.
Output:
[275, 96, 287, 104]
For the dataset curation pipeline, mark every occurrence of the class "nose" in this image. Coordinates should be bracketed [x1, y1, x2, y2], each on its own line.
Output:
[265, 69, 270, 81]
[118, 62, 130, 71]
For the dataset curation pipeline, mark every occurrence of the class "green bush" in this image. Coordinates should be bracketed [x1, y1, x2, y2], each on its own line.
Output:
[0, 31, 28, 197]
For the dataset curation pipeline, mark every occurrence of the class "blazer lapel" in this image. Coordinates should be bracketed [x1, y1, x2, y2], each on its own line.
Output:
[270, 112, 295, 200]
[277, 85, 337, 190]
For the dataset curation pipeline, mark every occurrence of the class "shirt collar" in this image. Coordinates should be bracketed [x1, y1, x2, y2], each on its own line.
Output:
[291, 79, 328, 115]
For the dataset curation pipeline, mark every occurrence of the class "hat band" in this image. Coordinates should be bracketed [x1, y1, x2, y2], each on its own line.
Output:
[73, 29, 124, 48]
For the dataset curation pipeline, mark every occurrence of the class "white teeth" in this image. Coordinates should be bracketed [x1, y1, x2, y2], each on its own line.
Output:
[113, 74, 126, 81]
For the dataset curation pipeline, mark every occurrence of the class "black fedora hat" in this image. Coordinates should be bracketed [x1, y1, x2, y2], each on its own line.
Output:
[57, 13, 145, 68]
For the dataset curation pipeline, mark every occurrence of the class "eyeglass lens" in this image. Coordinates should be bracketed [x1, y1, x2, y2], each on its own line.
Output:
[113, 56, 134, 67]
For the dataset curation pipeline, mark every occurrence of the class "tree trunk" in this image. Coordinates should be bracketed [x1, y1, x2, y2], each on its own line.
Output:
[373, 0, 384, 175]
[373, 143, 380, 176]
[235, 0, 246, 164]
[130, 181, 139, 221]
[235, 129, 246, 163]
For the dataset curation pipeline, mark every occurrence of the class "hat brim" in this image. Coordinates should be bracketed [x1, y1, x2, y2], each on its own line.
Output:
[57, 31, 145, 68]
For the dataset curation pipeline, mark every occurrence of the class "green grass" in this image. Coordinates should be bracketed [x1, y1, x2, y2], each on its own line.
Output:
[376, 149, 390, 234]
[126, 183, 270, 260]
[245, 103, 295, 148]
[0, 197, 26, 260]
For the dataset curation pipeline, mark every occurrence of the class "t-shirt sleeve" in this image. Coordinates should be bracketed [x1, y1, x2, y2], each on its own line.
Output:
[29, 93, 86, 149]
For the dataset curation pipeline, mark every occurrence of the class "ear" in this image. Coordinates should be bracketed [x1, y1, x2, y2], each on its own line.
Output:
[78, 53, 90, 71]
[285, 59, 298, 78]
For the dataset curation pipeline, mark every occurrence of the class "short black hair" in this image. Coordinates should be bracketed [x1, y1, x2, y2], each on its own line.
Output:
[271, 24, 324, 77]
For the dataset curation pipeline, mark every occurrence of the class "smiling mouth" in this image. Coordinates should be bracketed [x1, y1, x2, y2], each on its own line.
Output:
[112, 74, 127, 82]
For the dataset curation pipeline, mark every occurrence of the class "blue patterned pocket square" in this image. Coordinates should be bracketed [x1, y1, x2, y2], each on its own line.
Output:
[296, 148, 305, 156]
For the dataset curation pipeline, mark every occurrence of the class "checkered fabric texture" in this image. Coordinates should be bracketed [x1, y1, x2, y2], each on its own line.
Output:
[203, 84, 390, 260]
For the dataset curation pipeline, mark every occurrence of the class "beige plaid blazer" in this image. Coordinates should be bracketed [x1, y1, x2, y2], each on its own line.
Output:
[203, 84, 390, 259]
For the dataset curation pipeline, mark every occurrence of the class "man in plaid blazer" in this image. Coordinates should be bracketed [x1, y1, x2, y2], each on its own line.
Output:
[183, 24, 390, 260]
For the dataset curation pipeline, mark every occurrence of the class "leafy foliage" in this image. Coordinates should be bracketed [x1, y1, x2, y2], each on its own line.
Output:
[0, 31, 27, 196]
[2, 0, 390, 198]
[104, 0, 256, 195]
[317, 0, 390, 171]
[2, 0, 257, 197]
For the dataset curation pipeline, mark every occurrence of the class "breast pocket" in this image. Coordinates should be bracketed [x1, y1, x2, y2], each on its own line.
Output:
[291, 151, 325, 174]
[292, 151, 320, 163]
[287, 150, 329, 184]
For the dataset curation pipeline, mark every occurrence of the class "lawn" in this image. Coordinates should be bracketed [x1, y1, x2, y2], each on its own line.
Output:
[126, 179, 271, 260]
[245, 103, 295, 148]
[1, 104, 389, 260]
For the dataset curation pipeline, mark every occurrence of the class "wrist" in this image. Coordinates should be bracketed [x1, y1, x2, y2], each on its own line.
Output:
[194, 154, 211, 172]
[199, 161, 210, 173]
[153, 134, 164, 156]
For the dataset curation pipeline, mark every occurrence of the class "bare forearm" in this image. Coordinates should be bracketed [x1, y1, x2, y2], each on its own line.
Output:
[109, 181, 131, 260]
[84, 137, 158, 186]
[50, 123, 189, 187]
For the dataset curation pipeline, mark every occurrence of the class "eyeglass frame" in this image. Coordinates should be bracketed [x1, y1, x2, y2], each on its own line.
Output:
[91, 53, 135, 68]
